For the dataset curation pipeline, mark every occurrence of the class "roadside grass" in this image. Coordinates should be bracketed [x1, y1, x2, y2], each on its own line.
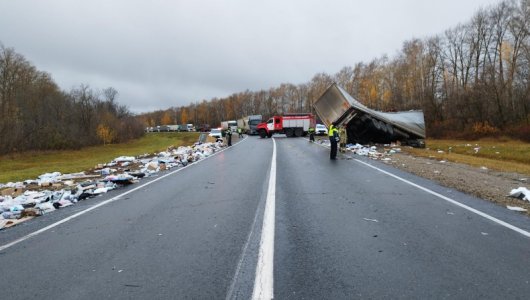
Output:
[0, 132, 200, 183]
[403, 138, 530, 176]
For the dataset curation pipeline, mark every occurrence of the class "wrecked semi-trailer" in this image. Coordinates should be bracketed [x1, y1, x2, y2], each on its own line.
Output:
[257, 114, 316, 138]
[314, 83, 426, 147]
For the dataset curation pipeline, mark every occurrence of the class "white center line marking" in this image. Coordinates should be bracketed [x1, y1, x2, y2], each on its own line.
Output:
[252, 138, 276, 300]
[0, 138, 248, 252]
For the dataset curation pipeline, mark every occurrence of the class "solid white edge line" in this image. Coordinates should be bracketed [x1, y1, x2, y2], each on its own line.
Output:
[252, 138, 276, 300]
[0, 138, 249, 252]
[354, 159, 530, 238]
[310, 140, 530, 238]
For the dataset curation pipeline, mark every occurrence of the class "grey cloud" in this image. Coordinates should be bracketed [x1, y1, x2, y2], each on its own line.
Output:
[0, 0, 505, 112]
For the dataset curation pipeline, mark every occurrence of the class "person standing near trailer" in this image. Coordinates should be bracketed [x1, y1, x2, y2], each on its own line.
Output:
[225, 129, 232, 146]
[339, 125, 347, 152]
[329, 123, 339, 159]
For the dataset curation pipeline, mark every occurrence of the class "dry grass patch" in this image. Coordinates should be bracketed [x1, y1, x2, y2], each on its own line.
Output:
[403, 138, 530, 177]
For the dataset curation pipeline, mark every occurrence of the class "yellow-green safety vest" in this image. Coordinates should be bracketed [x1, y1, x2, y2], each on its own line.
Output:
[329, 125, 338, 137]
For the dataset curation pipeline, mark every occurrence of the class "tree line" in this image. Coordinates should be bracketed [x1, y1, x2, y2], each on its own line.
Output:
[140, 0, 529, 140]
[0, 45, 144, 155]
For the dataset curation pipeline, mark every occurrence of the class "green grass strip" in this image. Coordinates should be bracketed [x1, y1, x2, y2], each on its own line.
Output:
[0, 132, 200, 183]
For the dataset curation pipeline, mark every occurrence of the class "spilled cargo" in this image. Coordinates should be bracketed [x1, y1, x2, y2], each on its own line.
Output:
[0, 141, 226, 230]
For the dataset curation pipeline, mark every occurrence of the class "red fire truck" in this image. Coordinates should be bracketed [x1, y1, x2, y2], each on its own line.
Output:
[256, 113, 316, 138]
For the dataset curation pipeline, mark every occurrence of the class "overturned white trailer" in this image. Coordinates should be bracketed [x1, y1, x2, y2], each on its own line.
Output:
[314, 83, 426, 147]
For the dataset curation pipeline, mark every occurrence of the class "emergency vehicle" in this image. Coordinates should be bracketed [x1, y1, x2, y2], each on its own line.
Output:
[256, 114, 316, 138]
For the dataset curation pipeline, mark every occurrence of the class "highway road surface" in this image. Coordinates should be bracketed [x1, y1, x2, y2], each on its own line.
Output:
[1, 136, 529, 299]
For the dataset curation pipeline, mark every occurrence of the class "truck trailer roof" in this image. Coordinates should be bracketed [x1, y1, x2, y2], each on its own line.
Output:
[313, 83, 426, 144]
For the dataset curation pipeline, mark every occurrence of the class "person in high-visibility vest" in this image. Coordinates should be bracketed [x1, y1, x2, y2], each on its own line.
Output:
[329, 123, 339, 159]
[339, 125, 347, 152]
[308, 126, 315, 142]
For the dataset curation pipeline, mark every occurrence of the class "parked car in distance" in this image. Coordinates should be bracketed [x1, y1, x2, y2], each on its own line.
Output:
[316, 124, 328, 135]
[209, 128, 223, 141]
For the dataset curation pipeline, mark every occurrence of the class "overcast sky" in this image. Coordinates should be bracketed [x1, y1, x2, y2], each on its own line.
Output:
[0, 0, 505, 113]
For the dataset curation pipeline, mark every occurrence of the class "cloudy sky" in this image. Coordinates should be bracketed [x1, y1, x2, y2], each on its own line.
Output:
[0, 0, 505, 113]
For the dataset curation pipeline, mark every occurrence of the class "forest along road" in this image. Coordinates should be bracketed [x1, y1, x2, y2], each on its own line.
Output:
[1, 136, 530, 299]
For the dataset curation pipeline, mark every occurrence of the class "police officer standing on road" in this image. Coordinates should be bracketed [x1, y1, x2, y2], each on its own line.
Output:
[237, 127, 243, 138]
[226, 129, 232, 146]
[329, 123, 339, 159]
[308, 126, 315, 142]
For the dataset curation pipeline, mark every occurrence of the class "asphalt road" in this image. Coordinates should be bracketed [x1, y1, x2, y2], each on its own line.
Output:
[1, 135, 529, 299]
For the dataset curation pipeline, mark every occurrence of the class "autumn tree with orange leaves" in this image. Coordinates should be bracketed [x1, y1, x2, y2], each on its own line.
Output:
[137, 1, 530, 141]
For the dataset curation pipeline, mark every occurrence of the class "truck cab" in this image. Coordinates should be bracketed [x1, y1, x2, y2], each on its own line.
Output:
[267, 117, 282, 132]
[256, 117, 281, 138]
[247, 115, 263, 135]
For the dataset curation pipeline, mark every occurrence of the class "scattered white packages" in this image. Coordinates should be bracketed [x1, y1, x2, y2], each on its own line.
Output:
[506, 206, 527, 212]
[509, 187, 530, 201]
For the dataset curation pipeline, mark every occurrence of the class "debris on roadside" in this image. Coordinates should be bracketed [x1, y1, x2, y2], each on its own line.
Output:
[506, 205, 528, 212]
[345, 143, 401, 160]
[508, 187, 530, 201]
[317, 138, 404, 161]
[363, 218, 379, 222]
[0, 141, 225, 230]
